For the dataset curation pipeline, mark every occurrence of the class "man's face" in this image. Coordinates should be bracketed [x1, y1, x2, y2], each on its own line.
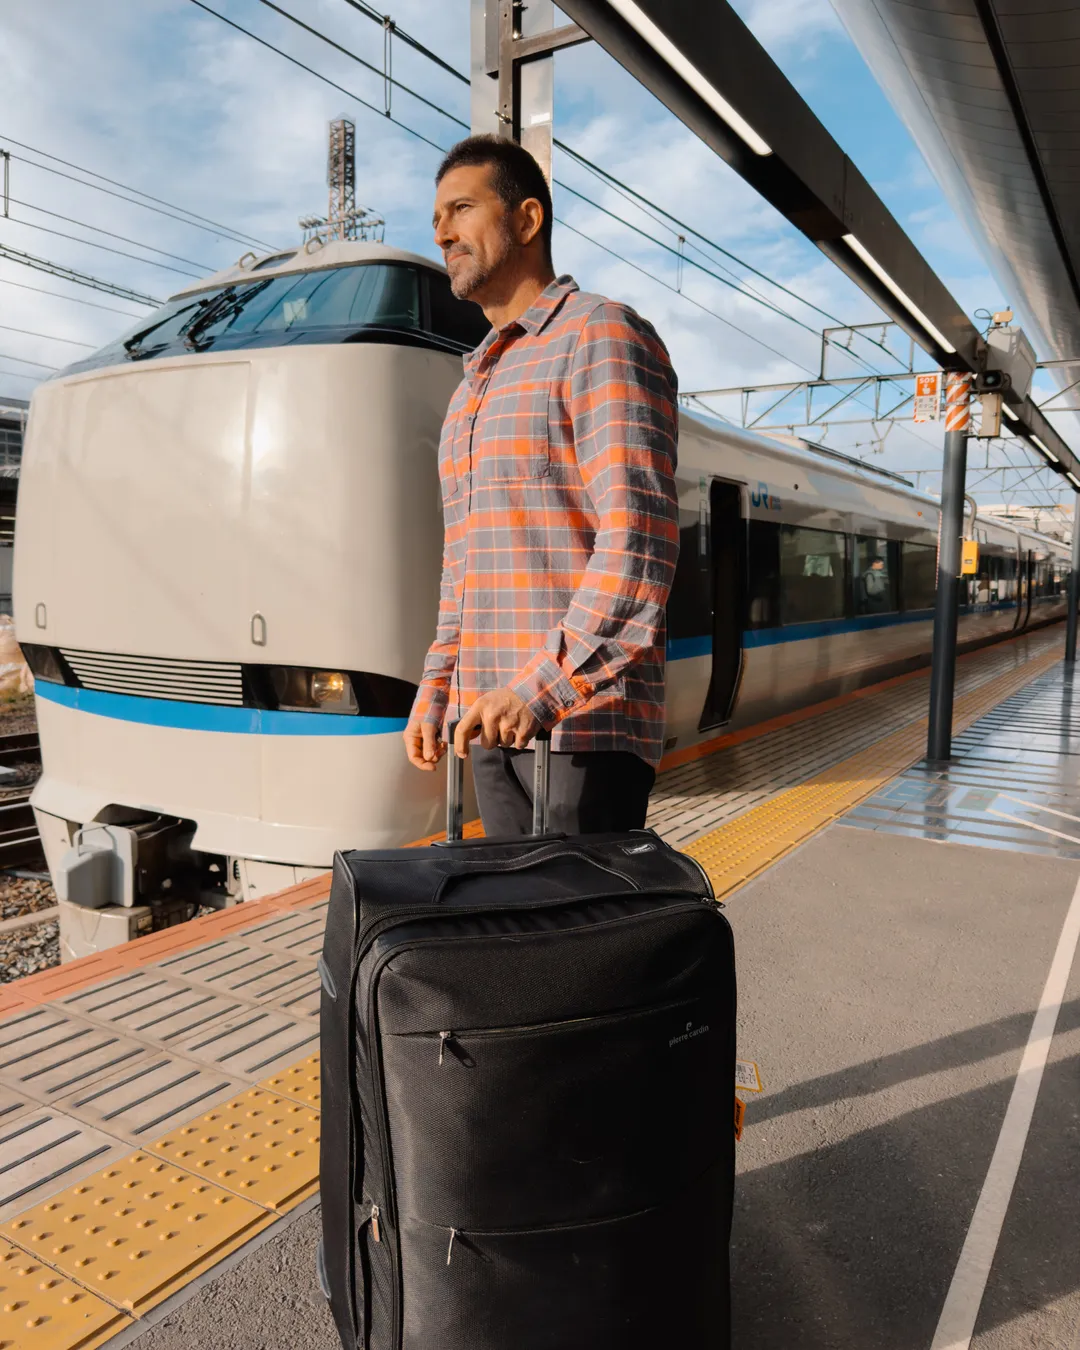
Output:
[433, 163, 517, 300]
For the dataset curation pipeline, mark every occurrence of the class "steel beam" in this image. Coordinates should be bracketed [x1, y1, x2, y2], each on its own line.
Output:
[927, 377, 971, 763]
[1067, 507, 1080, 663]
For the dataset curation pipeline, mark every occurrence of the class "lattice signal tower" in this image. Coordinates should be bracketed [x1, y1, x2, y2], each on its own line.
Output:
[299, 117, 385, 244]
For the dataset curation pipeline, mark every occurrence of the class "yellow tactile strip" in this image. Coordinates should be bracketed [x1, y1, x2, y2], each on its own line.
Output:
[0, 642, 1063, 1347]
[260, 1053, 321, 1109]
[0, 1236, 132, 1350]
[149, 1089, 320, 1214]
[0, 1065, 322, 1341]
[685, 642, 1065, 897]
[3, 1155, 274, 1318]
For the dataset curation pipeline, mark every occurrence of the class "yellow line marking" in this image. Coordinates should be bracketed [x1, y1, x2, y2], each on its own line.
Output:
[685, 644, 1064, 898]
[3, 1154, 274, 1318]
[0, 1236, 132, 1349]
[149, 1088, 320, 1214]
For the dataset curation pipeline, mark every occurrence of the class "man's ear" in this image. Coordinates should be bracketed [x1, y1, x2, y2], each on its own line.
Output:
[518, 197, 546, 248]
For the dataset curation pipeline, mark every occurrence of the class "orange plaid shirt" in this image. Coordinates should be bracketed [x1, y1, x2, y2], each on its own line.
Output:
[410, 276, 679, 766]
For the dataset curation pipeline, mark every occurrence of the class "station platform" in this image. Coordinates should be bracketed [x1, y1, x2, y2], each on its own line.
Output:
[0, 623, 1073, 1350]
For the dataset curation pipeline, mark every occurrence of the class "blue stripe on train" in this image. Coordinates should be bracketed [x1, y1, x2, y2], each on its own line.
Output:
[34, 681, 407, 735]
[664, 597, 1054, 661]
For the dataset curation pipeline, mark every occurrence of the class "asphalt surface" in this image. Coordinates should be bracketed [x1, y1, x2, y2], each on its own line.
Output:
[126, 824, 1080, 1350]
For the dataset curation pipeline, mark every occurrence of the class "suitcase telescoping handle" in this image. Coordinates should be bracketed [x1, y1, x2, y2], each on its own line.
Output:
[445, 722, 551, 843]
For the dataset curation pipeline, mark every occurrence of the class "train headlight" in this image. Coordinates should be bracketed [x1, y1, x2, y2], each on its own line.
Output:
[267, 666, 359, 714]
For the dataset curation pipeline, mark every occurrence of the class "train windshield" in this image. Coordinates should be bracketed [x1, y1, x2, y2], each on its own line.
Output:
[57, 262, 489, 377]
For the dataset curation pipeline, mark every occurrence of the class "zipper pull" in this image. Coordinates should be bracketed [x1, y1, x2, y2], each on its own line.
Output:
[439, 1031, 453, 1066]
[370, 1204, 381, 1244]
[447, 1227, 458, 1266]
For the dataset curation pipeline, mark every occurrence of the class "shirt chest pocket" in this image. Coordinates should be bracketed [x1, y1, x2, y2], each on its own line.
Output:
[475, 385, 551, 482]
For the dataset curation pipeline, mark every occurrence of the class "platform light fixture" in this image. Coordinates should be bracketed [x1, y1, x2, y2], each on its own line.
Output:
[1030, 434, 1059, 464]
[841, 234, 957, 355]
[1001, 402, 1019, 422]
[1068, 472, 1080, 490]
[606, 0, 773, 156]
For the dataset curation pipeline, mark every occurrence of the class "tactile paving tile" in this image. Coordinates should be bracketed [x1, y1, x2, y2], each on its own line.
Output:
[240, 904, 328, 960]
[0, 1235, 132, 1350]
[156, 940, 282, 990]
[60, 973, 243, 1046]
[0, 1007, 151, 1104]
[149, 1088, 320, 1213]
[64, 1056, 245, 1142]
[0, 1112, 127, 1223]
[260, 1053, 320, 1109]
[170, 1007, 319, 1080]
[3, 1153, 274, 1315]
[682, 642, 1065, 898]
[0, 1085, 29, 1130]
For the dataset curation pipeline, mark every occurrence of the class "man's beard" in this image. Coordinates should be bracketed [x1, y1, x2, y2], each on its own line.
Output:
[446, 224, 515, 300]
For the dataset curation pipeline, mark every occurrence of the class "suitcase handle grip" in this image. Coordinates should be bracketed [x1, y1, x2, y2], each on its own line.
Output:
[445, 722, 552, 843]
[431, 843, 642, 901]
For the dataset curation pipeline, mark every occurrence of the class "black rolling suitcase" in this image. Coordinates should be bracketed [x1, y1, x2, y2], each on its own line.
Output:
[317, 731, 735, 1350]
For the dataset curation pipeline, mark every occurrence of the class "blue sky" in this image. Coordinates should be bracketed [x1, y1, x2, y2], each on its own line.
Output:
[0, 0, 1066, 504]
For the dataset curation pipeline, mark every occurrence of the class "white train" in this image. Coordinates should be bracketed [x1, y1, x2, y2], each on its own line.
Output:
[13, 240, 1069, 956]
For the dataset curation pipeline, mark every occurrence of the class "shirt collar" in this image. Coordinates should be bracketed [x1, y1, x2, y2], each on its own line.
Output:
[464, 275, 579, 374]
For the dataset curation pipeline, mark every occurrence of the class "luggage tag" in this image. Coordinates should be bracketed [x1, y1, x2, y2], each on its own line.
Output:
[734, 1059, 763, 1142]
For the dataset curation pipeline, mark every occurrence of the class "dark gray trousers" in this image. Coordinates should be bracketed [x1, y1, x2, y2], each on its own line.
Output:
[470, 746, 656, 836]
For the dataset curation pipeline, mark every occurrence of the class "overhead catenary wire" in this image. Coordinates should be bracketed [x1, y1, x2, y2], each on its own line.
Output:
[192, 0, 817, 366]
[190, 0, 932, 435]
[0, 324, 94, 348]
[229, 0, 851, 357]
[330, 0, 887, 345]
[185, 0, 448, 155]
[266, 0, 897, 379]
[0, 352, 58, 371]
[4, 217, 202, 279]
[0, 244, 162, 306]
[0, 276, 144, 319]
[5, 198, 211, 271]
[0, 135, 277, 252]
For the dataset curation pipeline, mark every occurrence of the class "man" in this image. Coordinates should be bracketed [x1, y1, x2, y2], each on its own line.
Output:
[403, 134, 679, 835]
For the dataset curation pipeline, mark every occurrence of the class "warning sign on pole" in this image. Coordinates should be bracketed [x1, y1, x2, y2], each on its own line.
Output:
[913, 372, 942, 423]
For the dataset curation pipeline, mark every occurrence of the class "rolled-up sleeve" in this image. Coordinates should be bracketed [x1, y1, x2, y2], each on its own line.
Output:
[509, 302, 680, 727]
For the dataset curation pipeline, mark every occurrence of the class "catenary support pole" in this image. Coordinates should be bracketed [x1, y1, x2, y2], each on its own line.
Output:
[1067, 502, 1080, 664]
[927, 372, 972, 763]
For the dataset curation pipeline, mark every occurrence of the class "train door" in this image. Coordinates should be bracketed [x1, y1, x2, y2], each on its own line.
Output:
[1012, 545, 1026, 629]
[699, 480, 745, 730]
[1024, 550, 1035, 626]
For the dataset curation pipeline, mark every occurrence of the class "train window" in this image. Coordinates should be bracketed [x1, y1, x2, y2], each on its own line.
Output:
[425, 272, 491, 351]
[900, 541, 936, 610]
[779, 525, 847, 624]
[854, 537, 898, 615]
[191, 264, 421, 339]
[59, 264, 437, 375]
[746, 521, 780, 629]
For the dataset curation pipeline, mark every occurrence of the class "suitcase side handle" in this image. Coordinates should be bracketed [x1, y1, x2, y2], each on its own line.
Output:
[444, 722, 552, 843]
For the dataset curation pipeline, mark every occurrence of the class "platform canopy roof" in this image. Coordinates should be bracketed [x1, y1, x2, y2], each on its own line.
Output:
[555, 0, 1080, 487]
[832, 0, 1080, 368]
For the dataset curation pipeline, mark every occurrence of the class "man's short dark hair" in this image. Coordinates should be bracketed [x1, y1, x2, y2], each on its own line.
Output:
[436, 135, 553, 262]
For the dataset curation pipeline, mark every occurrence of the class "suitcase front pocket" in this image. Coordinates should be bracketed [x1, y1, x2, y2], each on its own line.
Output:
[399, 1164, 731, 1350]
[382, 995, 727, 1232]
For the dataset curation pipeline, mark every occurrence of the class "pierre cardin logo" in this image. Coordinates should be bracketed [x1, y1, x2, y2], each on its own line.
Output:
[669, 1019, 710, 1048]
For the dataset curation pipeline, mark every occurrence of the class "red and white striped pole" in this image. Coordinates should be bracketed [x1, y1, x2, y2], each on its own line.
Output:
[928, 371, 972, 762]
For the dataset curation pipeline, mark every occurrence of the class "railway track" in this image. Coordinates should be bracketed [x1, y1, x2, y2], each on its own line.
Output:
[0, 730, 40, 768]
[0, 733, 45, 867]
